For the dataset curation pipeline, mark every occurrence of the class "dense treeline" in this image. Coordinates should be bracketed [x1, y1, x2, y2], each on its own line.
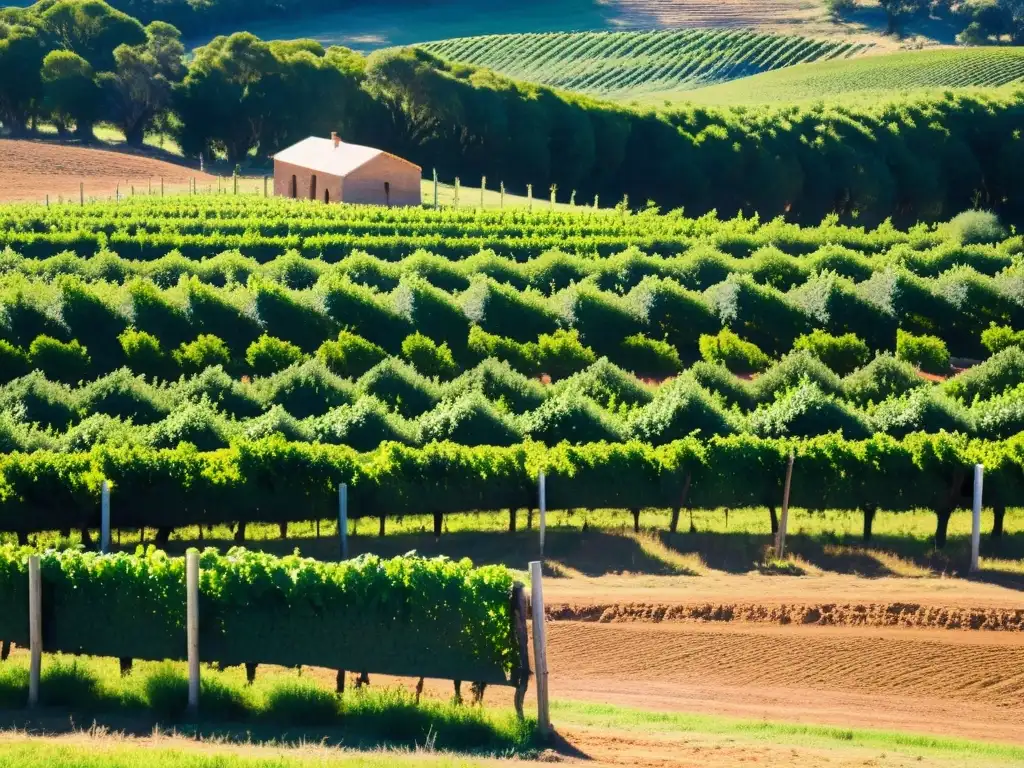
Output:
[3, 1, 1024, 225]
[0, 432, 1021, 546]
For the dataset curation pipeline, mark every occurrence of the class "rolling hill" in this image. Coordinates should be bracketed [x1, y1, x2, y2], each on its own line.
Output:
[419, 29, 875, 100]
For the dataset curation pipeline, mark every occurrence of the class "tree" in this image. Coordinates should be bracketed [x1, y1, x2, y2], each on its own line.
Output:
[878, 0, 927, 33]
[97, 20, 182, 145]
[41, 49, 99, 138]
[39, 0, 144, 71]
[0, 20, 48, 134]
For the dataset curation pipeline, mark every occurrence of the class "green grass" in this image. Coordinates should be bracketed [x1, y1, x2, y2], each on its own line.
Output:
[420, 29, 873, 100]
[0, 655, 532, 754]
[552, 700, 1024, 764]
[677, 47, 1024, 105]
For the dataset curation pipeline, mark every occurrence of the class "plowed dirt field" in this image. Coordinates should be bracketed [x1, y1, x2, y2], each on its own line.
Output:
[0, 139, 217, 202]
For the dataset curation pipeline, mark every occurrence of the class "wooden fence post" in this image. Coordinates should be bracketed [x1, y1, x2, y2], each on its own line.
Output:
[432, 168, 438, 209]
[339, 483, 349, 560]
[263, 176, 268, 197]
[28, 554, 41, 708]
[161, 177, 164, 197]
[480, 176, 486, 208]
[529, 561, 550, 737]
[511, 582, 531, 720]
[80, 182, 84, 206]
[774, 453, 795, 559]
[538, 472, 547, 559]
[186, 550, 200, 716]
[971, 463, 983, 573]
[100, 480, 110, 554]
[500, 182, 505, 209]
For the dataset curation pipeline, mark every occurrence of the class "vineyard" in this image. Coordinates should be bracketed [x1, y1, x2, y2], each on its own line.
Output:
[686, 47, 1024, 105]
[0, 197, 1022, 547]
[419, 29, 873, 99]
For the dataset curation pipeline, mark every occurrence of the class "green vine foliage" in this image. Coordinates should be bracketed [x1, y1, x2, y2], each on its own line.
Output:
[0, 434, 1022, 534]
[0, 546, 519, 685]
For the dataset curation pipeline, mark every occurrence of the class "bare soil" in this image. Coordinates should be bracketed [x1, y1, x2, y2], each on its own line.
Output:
[0, 139, 217, 203]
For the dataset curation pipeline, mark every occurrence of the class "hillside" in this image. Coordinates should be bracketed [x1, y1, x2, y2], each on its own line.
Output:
[420, 29, 875, 100]
[677, 47, 1024, 105]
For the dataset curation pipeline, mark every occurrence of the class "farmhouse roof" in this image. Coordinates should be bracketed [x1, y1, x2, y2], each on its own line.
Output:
[273, 136, 420, 177]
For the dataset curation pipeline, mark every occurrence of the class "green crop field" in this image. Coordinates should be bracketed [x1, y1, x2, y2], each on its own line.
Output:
[679, 47, 1024, 105]
[420, 29, 874, 100]
[0, 197, 1022, 552]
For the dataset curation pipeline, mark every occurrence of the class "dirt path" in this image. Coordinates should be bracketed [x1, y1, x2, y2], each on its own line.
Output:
[0, 139, 218, 203]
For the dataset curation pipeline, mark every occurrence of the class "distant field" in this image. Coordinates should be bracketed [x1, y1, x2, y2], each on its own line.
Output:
[421, 29, 874, 100]
[677, 47, 1024, 105]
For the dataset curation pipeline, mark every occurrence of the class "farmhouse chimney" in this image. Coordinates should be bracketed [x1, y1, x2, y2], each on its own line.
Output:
[331, 132, 340, 148]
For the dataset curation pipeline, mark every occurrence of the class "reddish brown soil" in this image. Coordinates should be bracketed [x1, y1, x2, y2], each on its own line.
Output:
[0, 139, 216, 202]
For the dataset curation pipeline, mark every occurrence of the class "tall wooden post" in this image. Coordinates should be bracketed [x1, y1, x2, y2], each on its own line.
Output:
[971, 463, 984, 573]
[264, 176, 268, 197]
[186, 550, 200, 715]
[529, 561, 550, 736]
[161, 177, 164, 197]
[432, 168, 438, 209]
[774, 453, 795, 559]
[80, 182, 84, 206]
[339, 484, 349, 560]
[28, 555, 41, 708]
[100, 480, 110, 554]
[539, 472, 547, 559]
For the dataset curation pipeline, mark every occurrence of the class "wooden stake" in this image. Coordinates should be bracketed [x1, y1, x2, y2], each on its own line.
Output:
[538, 472, 547, 559]
[774, 453, 795, 559]
[186, 550, 200, 715]
[80, 182, 84, 206]
[971, 463, 983, 573]
[100, 480, 110, 553]
[339, 484, 349, 559]
[28, 555, 41, 707]
[529, 561, 550, 736]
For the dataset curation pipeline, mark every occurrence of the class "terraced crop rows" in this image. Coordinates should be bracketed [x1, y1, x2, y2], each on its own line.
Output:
[686, 47, 1024, 105]
[420, 29, 872, 98]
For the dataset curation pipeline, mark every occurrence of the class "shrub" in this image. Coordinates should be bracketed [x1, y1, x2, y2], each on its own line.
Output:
[147, 400, 235, 451]
[246, 334, 305, 377]
[747, 380, 872, 439]
[50, 277, 128, 373]
[60, 413, 140, 452]
[391, 276, 469, 356]
[402, 250, 471, 293]
[29, 335, 92, 383]
[556, 281, 642, 358]
[401, 332, 458, 380]
[792, 330, 870, 375]
[262, 250, 324, 290]
[943, 346, 1024, 402]
[943, 210, 1006, 245]
[896, 329, 950, 374]
[971, 384, 1024, 439]
[76, 368, 171, 424]
[752, 350, 843, 404]
[466, 327, 540, 375]
[179, 276, 261, 353]
[980, 324, 1024, 356]
[443, 359, 547, 414]
[356, 358, 441, 418]
[173, 334, 232, 376]
[459, 277, 559, 343]
[241, 405, 314, 442]
[705, 274, 809, 355]
[144, 663, 249, 722]
[40, 660, 106, 710]
[331, 251, 401, 292]
[0, 371, 78, 429]
[698, 329, 771, 374]
[555, 358, 653, 411]
[253, 359, 354, 419]
[0, 340, 29, 384]
[126, 278, 191, 350]
[841, 352, 925, 406]
[870, 388, 971, 438]
[249, 276, 337, 352]
[626, 379, 736, 442]
[316, 331, 387, 379]
[318, 274, 412, 352]
[537, 329, 596, 380]
[685, 361, 755, 410]
[174, 365, 263, 418]
[311, 397, 416, 450]
[617, 334, 682, 378]
[118, 327, 170, 379]
[518, 392, 624, 444]
[623, 276, 718, 362]
[418, 393, 522, 446]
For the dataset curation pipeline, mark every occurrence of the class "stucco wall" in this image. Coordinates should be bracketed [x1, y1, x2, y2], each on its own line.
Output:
[342, 154, 422, 206]
[273, 160, 341, 203]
